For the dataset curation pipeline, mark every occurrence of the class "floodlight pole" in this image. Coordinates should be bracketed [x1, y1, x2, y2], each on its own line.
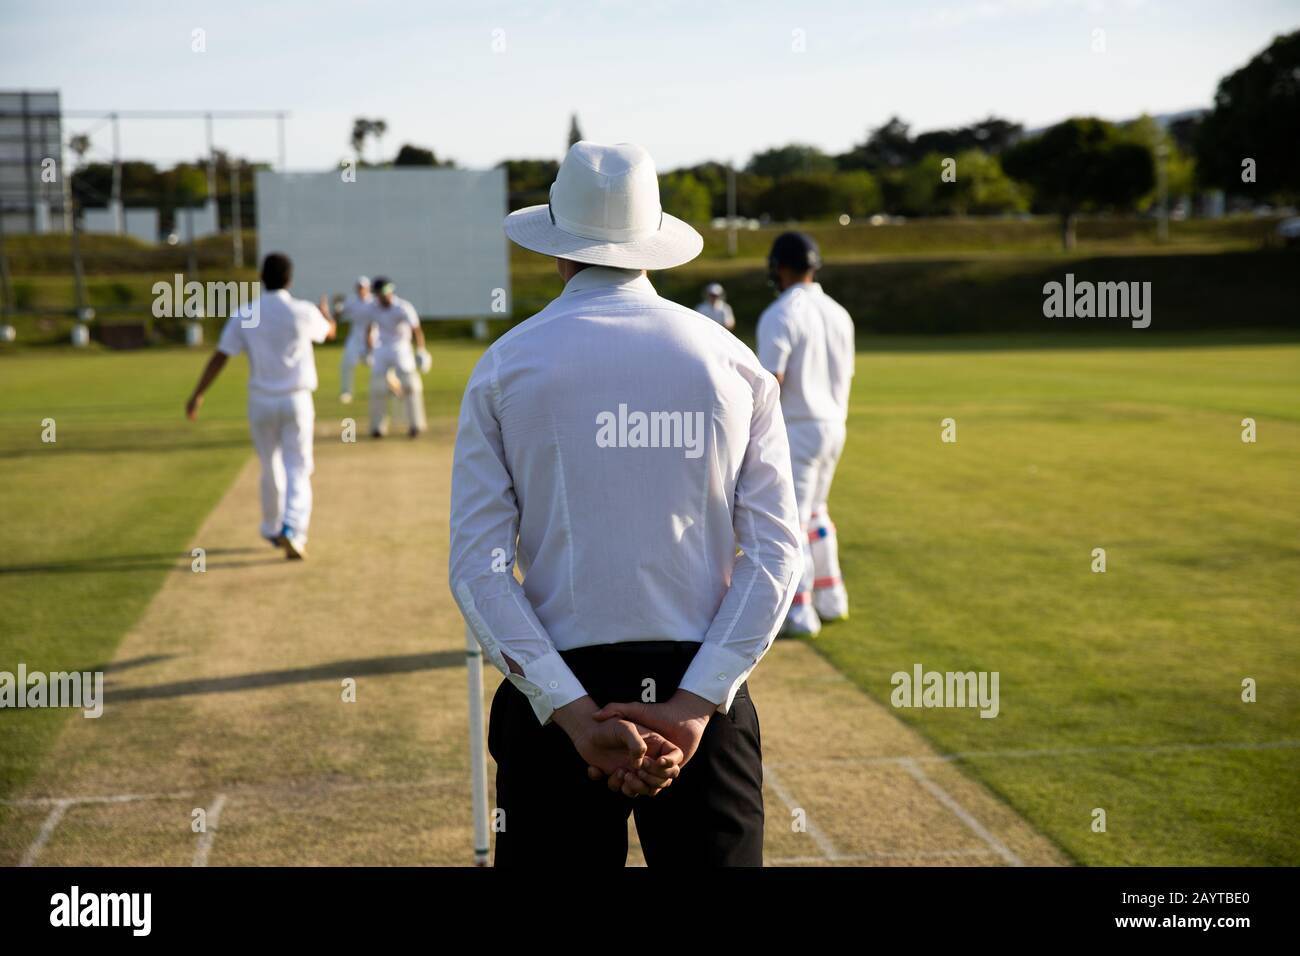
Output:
[230, 165, 243, 268]
[205, 112, 218, 215]
[465, 624, 491, 866]
[68, 189, 88, 322]
[110, 112, 123, 234]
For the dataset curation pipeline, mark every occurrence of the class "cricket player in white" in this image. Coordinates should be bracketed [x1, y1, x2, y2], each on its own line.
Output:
[337, 275, 373, 404]
[756, 232, 854, 635]
[185, 252, 336, 560]
[694, 282, 736, 330]
[365, 277, 431, 438]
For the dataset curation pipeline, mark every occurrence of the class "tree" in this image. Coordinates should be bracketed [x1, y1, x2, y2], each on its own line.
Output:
[659, 171, 711, 222]
[758, 174, 838, 220]
[1002, 117, 1154, 249]
[1195, 30, 1300, 199]
[1121, 116, 1195, 211]
[831, 170, 882, 218]
[68, 134, 91, 168]
[897, 154, 943, 216]
[394, 144, 452, 167]
[914, 116, 1024, 159]
[568, 114, 583, 148]
[350, 117, 387, 164]
[754, 171, 879, 221]
[500, 158, 560, 210]
[941, 150, 1028, 216]
[837, 116, 914, 171]
[746, 143, 835, 179]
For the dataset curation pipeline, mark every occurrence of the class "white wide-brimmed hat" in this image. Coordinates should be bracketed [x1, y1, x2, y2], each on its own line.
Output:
[504, 141, 703, 270]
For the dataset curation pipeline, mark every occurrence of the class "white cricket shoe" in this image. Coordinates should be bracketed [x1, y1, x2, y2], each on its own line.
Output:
[280, 525, 307, 561]
[814, 588, 850, 623]
[780, 603, 822, 638]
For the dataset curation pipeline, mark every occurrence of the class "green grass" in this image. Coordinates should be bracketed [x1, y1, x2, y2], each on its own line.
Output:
[818, 339, 1300, 865]
[0, 343, 482, 797]
[1, 335, 1297, 865]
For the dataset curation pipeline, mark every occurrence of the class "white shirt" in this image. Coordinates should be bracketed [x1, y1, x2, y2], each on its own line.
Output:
[340, 292, 373, 342]
[449, 266, 802, 724]
[216, 289, 331, 394]
[367, 296, 421, 352]
[756, 282, 855, 423]
[695, 300, 735, 329]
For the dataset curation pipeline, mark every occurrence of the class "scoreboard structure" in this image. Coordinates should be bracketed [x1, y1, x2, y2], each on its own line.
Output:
[256, 167, 510, 319]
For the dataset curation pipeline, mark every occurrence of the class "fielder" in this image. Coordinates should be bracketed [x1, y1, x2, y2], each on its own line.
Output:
[338, 275, 373, 404]
[756, 232, 855, 635]
[185, 252, 336, 560]
[365, 277, 431, 438]
[694, 281, 736, 330]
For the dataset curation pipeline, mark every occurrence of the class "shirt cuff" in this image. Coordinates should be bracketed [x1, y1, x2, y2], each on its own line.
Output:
[510, 649, 587, 725]
[679, 643, 756, 715]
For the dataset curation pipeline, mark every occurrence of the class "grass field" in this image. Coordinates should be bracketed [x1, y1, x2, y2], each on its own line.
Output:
[1, 332, 1297, 865]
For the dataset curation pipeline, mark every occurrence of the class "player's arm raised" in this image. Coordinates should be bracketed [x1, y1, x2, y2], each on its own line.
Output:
[318, 295, 338, 341]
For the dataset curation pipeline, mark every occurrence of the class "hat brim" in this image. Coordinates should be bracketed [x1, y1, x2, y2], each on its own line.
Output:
[504, 205, 703, 270]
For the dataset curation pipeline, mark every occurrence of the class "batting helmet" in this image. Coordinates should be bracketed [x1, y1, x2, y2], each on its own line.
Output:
[767, 231, 822, 274]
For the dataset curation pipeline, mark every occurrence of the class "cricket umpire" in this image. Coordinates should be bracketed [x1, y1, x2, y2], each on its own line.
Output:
[449, 141, 803, 866]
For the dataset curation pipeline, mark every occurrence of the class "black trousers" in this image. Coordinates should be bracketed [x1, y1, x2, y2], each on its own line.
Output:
[489, 641, 764, 867]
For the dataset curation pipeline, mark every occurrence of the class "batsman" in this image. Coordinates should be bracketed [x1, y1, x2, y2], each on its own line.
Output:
[756, 232, 855, 636]
[365, 277, 431, 438]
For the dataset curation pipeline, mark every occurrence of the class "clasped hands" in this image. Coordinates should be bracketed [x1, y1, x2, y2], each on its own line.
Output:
[553, 690, 715, 799]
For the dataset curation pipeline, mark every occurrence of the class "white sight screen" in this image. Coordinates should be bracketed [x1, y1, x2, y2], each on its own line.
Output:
[255, 167, 509, 317]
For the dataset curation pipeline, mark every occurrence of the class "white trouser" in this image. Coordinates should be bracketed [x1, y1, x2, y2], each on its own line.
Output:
[339, 330, 369, 396]
[786, 418, 849, 626]
[248, 389, 316, 541]
[369, 345, 426, 434]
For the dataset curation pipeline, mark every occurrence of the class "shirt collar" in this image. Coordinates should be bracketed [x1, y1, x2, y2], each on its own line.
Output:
[775, 280, 819, 306]
[561, 266, 656, 298]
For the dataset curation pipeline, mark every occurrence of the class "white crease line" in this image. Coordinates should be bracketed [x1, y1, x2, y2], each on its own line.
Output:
[1, 774, 464, 808]
[3, 790, 194, 808]
[20, 799, 72, 867]
[192, 793, 227, 868]
[899, 758, 1024, 867]
[764, 764, 840, 862]
[766, 738, 1300, 770]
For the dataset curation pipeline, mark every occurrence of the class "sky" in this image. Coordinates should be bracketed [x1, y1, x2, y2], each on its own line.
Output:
[1, 0, 1297, 172]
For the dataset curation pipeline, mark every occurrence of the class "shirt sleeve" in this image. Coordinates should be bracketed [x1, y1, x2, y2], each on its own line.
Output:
[215, 315, 245, 356]
[678, 370, 802, 713]
[404, 302, 421, 329]
[304, 303, 331, 343]
[449, 350, 588, 725]
[756, 306, 793, 376]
